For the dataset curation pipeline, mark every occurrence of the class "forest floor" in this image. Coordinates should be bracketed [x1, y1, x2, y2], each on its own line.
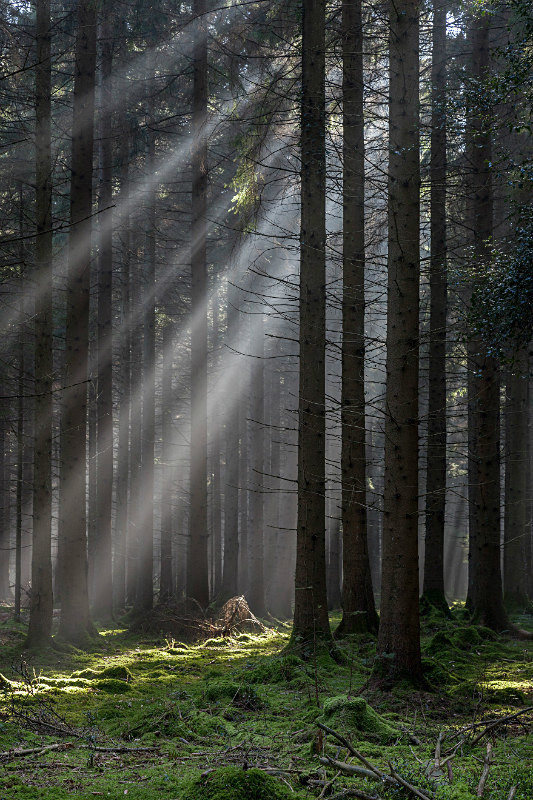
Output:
[0, 605, 532, 799]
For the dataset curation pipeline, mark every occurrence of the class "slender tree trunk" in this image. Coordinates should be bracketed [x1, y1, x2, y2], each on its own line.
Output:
[93, 15, 114, 620]
[375, 0, 423, 684]
[0, 419, 9, 601]
[422, 0, 450, 616]
[503, 354, 530, 610]
[210, 292, 222, 597]
[27, 0, 54, 647]
[134, 119, 155, 615]
[187, 0, 210, 606]
[466, 13, 508, 631]
[292, 0, 331, 643]
[58, 0, 97, 643]
[220, 282, 239, 601]
[238, 359, 249, 594]
[248, 314, 266, 616]
[337, 0, 378, 637]
[127, 235, 143, 606]
[160, 317, 175, 600]
[114, 117, 131, 612]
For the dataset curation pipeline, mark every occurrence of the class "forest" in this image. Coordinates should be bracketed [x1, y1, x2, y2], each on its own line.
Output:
[0, 0, 532, 797]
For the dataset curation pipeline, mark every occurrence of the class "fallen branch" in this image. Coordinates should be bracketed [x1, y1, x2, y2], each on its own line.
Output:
[0, 742, 74, 761]
[388, 762, 433, 800]
[476, 742, 493, 797]
[446, 707, 533, 749]
[81, 745, 160, 753]
[318, 755, 395, 785]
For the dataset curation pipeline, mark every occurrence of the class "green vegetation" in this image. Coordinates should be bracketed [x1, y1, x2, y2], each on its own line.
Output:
[0, 609, 532, 799]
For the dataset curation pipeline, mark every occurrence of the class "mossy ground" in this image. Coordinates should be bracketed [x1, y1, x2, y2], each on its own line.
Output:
[0, 606, 532, 799]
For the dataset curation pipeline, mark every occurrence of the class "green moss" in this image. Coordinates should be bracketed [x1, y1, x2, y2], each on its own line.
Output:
[73, 665, 133, 682]
[483, 685, 526, 705]
[424, 630, 458, 656]
[422, 657, 460, 688]
[204, 679, 262, 710]
[92, 678, 132, 693]
[246, 654, 303, 684]
[320, 695, 398, 742]
[451, 627, 483, 650]
[180, 766, 297, 800]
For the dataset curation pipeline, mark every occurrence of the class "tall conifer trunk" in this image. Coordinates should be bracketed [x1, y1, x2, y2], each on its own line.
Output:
[466, 14, 508, 631]
[422, 0, 449, 615]
[27, 0, 54, 647]
[58, 0, 97, 643]
[376, 0, 423, 684]
[292, 0, 331, 643]
[337, 0, 378, 637]
[504, 355, 530, 610]
[188, 0, 210, 606]
[93, 14, 114, 620]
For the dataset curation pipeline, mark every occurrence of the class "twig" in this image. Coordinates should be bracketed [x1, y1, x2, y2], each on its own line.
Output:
[388, 762, 434, 800]
[476, 742, 493, 797]
[507, 786, 517, 800]
[318, 769, 341, 799]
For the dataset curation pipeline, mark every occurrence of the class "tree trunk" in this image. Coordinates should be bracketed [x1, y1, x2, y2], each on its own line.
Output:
[93, 14, 114, 620]
[27, 0, 54, 647]
[57, 0, 97, 644]
[160, 316, 175, 600]
[292, 0, 331, 644]
[503, 354, 530, 610]
[248, 314, 266, 617]
[210, 292, 222, 598]
[422, 0, 450, 616]
[375, 0, 423, 685]
[337, 0, 378, 637]
[187, 0, 210, 606]
[113, 116, 131, 613]
[0, 419, 9, 601]
[465, 13, 508, 631]
[220, 281, 239, 601]
[134, 117, 156, 615]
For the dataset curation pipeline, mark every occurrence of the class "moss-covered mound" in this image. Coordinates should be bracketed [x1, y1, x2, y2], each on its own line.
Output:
[74, 665, 133, 682]
[319, 696, 398, 743]
[424, 630, 459, 657]
[204, 679, 262, 710]
[180, 767, 295, 800]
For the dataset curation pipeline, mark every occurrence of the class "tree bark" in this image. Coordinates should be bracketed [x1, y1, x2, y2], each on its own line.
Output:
[292, 0, 331, 644]
[422, 0, 450, 616]
[248, 313, 266, 616]
[503, 354, 530, 610]
[57, 0, 97, 644]
[337, 0, 378, 637]
[187, 0, 210, 606]
[93, 14, 114, 620]
[160, 316, 175, 600]
[113, 115, 131, 613]
[27, 0, 54, 647]
[134, 113, 156, 615]
[375, 0, 423, 684]
[220, 280, 240, 601]
[465, 13, 508, 631]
